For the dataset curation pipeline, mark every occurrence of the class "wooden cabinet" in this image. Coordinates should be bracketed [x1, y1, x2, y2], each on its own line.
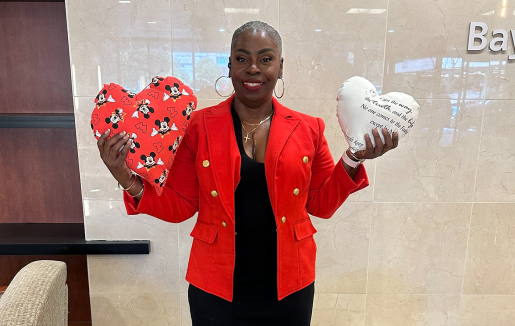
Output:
[0, 2, 91, 324]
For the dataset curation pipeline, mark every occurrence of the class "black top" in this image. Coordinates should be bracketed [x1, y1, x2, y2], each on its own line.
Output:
[231, 106, 278, 301]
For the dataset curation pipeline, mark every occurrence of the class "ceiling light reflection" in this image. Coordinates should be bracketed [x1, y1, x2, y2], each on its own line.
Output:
[224, 8, 259, 14]
[347, 8, 386, 14]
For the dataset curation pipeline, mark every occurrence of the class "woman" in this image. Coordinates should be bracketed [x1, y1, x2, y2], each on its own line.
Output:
[97, 21, 397, 326]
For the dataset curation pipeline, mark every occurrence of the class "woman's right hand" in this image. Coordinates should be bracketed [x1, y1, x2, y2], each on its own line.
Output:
[97, 129, 134, 188]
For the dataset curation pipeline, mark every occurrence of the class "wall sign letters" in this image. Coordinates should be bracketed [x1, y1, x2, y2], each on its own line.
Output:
[468, 22, 515, 59]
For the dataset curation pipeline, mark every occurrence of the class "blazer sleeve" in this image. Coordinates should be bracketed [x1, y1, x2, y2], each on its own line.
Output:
[123, 128, 199, 223]
[305, 117, 369, 219]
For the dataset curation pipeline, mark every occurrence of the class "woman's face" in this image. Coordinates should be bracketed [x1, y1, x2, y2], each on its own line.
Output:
[229, 29, 283, 106]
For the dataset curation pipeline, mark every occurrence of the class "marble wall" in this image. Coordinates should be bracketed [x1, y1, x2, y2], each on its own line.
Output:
[66, 0, 515, 324]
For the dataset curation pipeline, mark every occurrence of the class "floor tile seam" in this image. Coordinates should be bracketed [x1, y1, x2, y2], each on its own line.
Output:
[89, 291, 182, 294]
[368, 201, 515, 204]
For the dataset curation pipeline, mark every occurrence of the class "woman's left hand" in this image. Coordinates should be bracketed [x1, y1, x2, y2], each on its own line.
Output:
[354, 127, 398, 160]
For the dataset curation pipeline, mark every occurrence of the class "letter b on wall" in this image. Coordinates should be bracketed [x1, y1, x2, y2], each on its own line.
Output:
[468, 22, 488, 51]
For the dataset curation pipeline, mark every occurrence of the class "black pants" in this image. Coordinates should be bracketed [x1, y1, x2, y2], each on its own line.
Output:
[188, 282, 315, 326]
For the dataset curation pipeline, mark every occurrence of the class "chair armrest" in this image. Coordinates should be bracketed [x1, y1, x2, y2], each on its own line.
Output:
[0, 261, 67, 325]
[0, 285, 6, 300]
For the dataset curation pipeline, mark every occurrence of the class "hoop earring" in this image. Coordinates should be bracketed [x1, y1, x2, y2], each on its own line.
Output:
[215, 76, 234, 97]
[274, 77, 285, 99]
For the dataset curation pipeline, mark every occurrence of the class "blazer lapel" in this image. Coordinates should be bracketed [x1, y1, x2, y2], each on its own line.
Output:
[265, 98, 300, 210]
[203, 96, 300, 223]
[204, 96, 241, 224]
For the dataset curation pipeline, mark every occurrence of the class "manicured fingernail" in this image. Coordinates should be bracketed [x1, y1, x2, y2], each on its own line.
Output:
[123, 135, 129, 139]
[365, 134, 370, 139]
[373, 129, 378, 134]
[104, 129, 110, 134]
[121, 131, 126, 135]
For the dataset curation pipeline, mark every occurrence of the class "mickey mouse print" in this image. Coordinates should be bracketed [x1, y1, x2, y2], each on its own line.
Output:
[90, 76, 197, 195]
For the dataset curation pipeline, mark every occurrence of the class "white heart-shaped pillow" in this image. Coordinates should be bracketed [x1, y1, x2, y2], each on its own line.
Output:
[336, 76, 420, 153]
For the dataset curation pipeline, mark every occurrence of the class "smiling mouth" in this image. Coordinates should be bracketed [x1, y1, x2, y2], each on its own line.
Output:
[243, 82, 264, 87]
[242, 81, 265, 91]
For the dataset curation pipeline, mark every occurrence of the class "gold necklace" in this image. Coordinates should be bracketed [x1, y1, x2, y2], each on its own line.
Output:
[240, 111, 273, 143]
[240, 110, 274, 126]
[241, 119, 265, 126]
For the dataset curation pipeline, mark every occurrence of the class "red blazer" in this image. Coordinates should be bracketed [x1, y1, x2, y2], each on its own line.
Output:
[124, 95, 368, 301]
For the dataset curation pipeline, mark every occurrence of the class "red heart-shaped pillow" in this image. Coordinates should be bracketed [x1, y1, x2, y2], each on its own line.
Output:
[90, 76, 197, 195]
